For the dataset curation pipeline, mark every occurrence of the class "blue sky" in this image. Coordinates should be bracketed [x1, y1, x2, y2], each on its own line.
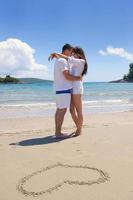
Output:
[0, 0, 133, 81]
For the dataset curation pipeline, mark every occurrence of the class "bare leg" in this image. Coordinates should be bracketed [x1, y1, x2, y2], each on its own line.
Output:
[70, 96, 78, 128]
[72, 95, 83, 135]
[55, 108, 67, 136]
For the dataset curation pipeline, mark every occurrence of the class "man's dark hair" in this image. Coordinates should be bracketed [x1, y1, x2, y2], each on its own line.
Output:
[62, 44, 73, 52]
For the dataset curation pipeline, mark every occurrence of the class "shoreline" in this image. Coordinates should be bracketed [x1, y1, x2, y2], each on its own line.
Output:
[0, 100, 133, 120]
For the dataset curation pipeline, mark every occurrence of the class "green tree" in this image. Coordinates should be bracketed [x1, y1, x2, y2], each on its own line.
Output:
[127, 63, 133, 79]
[0, 75, 20, 84]
[0, 77, 4, 82]
[123, 74, 127, 80]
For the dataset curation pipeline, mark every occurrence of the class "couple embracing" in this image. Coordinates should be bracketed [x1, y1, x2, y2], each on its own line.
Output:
[49, 44, 88, 138]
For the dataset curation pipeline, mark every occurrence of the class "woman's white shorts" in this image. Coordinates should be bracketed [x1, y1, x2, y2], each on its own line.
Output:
[72, 87, 83, 95]
[72, 81, 84, 95]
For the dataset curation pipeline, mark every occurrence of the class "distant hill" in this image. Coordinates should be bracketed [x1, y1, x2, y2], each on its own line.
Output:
[19, 78, 53, 84]
[110, 63, 133, 83]
[0, 76, 53, 84]
[109, 79, 129, 83]
[0, 75, 20, 84]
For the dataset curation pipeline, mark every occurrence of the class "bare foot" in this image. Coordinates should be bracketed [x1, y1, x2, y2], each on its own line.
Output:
[70, 130, 82, 137]
[55, 133, 70, 139]
[74, 129, 82, 136]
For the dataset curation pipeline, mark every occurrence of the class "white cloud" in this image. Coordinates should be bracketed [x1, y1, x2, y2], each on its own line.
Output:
[99, 50, 107, 56]
[0, 38, 48, 78]
[99, 46, 133, 61]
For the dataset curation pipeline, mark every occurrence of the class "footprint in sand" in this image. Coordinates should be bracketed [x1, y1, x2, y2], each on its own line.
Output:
[17, 162, 110, 197]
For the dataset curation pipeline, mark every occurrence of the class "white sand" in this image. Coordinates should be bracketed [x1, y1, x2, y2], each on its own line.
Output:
[0, 112, 133, 200]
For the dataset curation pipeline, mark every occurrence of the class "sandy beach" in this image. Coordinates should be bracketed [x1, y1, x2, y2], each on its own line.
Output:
[0, 111, 133, 200]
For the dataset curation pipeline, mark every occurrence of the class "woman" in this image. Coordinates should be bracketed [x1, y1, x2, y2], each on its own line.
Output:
[49, 47, 88, 136]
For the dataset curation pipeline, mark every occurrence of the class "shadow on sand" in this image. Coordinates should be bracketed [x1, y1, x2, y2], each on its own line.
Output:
[9, 134, 74, 147]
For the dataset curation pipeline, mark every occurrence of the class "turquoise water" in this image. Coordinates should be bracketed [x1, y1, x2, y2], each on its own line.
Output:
[0, 82, 133, 118]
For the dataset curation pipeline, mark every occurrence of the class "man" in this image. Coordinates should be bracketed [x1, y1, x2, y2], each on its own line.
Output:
[53, 44, 81, 138]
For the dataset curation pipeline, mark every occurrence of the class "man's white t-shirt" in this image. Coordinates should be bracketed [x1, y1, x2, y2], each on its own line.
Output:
[54, 58, 72, 91]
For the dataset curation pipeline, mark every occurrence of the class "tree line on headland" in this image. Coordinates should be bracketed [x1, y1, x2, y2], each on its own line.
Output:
[110, 63, 133, 83]
[0, 75, 20, 83]
[0, 75, 53, 84]
[123, 63, 133, 82]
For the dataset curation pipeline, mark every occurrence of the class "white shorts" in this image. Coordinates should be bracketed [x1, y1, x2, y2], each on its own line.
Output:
[72, 86, 83, 95]
[72, 81, 83, 95]
[55, 93, 71, 109]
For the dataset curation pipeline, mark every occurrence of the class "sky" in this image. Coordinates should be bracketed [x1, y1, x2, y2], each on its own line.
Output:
[0, 0, 133, 82]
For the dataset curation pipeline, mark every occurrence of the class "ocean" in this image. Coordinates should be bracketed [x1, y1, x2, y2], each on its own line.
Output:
[0, 82, 133, 119]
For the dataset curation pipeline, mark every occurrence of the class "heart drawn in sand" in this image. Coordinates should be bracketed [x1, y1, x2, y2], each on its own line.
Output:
[17, 162, 109, 197]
